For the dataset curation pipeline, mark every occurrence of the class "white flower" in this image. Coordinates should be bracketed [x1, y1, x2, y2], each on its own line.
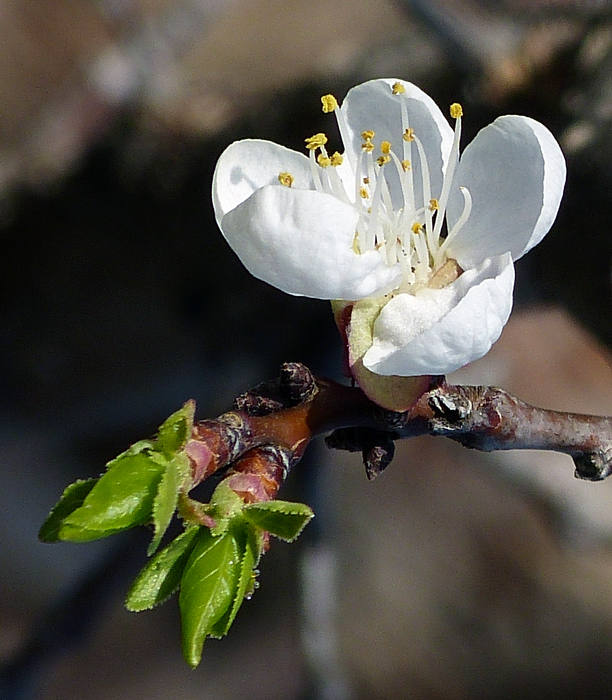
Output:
[212, 79, 565, 400]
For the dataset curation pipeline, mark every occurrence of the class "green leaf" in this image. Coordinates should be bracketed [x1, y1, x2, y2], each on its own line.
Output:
[243, 500, 314, 542]
[179, 527, 241, 668]
[149, 453, 191, 555]
[155, 400, 195, 455]
[126, 526, 201, 612]
[58, 447, 166, 542]
[38, 479, 98, 543]
[210, 521, 263, 638]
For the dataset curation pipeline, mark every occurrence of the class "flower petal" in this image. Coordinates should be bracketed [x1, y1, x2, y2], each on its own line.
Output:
[212, 139, 312, 221]
[219, 185, 403, 299]
[340, 79, 454, 209]
[446, 115, 566, 268]
[363, 253, 515, 375]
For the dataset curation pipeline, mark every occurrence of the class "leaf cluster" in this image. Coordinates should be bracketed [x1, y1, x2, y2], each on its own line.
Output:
[38, 401, 313, 667]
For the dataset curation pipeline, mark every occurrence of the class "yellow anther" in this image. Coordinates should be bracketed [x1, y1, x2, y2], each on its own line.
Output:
[450, 103, 463, 119]
[330, 151, 343, 166]
[363, 177, 370, 184]
[305, 132, 328, 150]
[392, 81, 405, 95]
[380, 140, 391, 154]
[429, 198, 439, 211]
[401, 160, 411, 171]
[352, 231, 362, 254]
[376, 155, 391, 166]
[317, 154, 331, 168]
[362, 141, 375, 153]
[411, 222, 422, 233]
[321, 94, 338, 113]
[278, 172, 294, 187]
[361, 130, 375, 141]
[359, 187, 369, 199]
[403, 128, 415, 142]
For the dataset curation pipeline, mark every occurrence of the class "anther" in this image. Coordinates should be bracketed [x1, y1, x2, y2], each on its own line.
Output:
[380, 141, 391, 154]
[317, 154, 331, 167]
[450, 103, 463, 119]
[403, 128, 415, 142]
[305, 133, 328, 150]
[359, 187, 369, 199]
[362, 130, 375, 140]
[278, 172, 294, 187]
[429, 198, 439, 211]
[411, 222, 422, 233]
[330, 152, 343, 166]
[401, 160, 411, 171]
[321, 94, 338, 113]
[392, 81, 405, 95]
[376, 155, 391, 166]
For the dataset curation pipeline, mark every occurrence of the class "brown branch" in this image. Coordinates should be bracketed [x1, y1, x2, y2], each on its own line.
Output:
[184, 364, 612, 496]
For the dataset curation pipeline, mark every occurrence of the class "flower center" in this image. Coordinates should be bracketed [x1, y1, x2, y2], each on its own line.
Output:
[283, 82, 473, 294]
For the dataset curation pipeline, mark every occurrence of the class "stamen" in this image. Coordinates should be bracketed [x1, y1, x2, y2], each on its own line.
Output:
[321, 94, 339, 113]
[401, 160, 411, 171]
[330, 152, 343, 166]
[380, 141, 392, 154]
[376, 155, 391, 166]
[403, 128, 415, 142]
[362, 130, 375, 141]
[359, 187, 369, 199]
[432, 103, 463, 242]
[429, 198, 439, 211]
[278, 172, 294, 187]
[392, 81, 406, 95]
[412, 134, 436, 258]
[438, 186, 472, 259]
[317, 154, 331, 167]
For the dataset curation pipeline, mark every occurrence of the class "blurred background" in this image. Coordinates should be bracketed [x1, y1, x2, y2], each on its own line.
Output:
[3, 0, 612, 698]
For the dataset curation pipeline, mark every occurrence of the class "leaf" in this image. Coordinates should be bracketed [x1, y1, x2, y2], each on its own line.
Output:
[155, 400, 195, 456]
[179, 527, 241, 668]
[126, 526, 201, 612]
[149, 453, 191, 555]
[38, 479, 98, 543]
[59, 448, 166, 542]
[242, 500, 314, 542]
[209, 521, 263, 638]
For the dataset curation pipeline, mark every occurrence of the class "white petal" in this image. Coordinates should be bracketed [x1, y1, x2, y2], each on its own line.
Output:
[219, 185, 403, 299]
[363, 254, 515, 375]
[446, 115, 566, 268]
[212, 139, 312, 221]
[340, 79, 454, 209]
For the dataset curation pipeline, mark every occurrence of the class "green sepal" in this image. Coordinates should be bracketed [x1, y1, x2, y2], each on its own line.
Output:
[126, 526, 201, 612]
[242, 500, 314, 542]
[38, 479, 98, 543]
[149, 452, 191, 555]
[179, 526, 241, 668]
[155, 400, 195, 456]
[209, 520, 263, 638]
[58, 445, 166, 542]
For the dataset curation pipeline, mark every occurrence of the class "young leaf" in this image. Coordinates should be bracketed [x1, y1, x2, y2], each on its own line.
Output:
[58, 448, 166, 542]
[149, 453, 191, 555]
[242, 500, 314, 542]
[179, 527, 241, 668]
[38, 479, 98, 543]
[155, 400, 195, 455]
[126, 526, 201, 612]
[209, 521, 263, 638]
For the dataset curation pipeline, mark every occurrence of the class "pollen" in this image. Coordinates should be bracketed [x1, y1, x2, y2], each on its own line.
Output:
[278, 172, 294, 187]
[376, 155, 391, 166]
[317, 154, 331, 167]
[392, 81, 405, 95]
[401, 160, 411, 171]
[429, 198, 439, 211]
[403, 128, 415, 142]
[380, 140, 391, 154]
[450, 103, 463, 119]
[321, 94, 338, 113]
[330, 151, 343, 166]
[305, 133, 328, 150]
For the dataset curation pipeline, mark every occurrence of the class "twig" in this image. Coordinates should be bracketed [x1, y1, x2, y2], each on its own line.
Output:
[184, 364, 612, 490]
